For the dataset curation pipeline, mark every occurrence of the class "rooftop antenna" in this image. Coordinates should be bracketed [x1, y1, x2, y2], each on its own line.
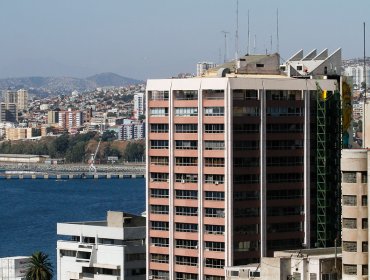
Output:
[247, 9, 250, 55]
[277, 8, 280, 58]
[235, 0, 239, 60]
[270, 35, 273, 54]
[253, 34, 256, 54]
[221, 31, 230, 63]
[364, 22, 367, 103]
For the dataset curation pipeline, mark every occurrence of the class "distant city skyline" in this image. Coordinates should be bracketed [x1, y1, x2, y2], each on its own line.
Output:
[0, 0, 369, 80]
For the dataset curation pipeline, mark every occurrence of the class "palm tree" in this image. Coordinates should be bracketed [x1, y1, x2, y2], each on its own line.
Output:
[26, 251, 53, 280]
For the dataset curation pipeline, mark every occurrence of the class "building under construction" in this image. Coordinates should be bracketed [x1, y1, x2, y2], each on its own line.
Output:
[146, 48, 348, 279]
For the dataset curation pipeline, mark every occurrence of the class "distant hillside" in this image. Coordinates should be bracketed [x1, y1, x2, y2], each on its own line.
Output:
[86, 72, 142, 87]
[0, 73, 143, 95]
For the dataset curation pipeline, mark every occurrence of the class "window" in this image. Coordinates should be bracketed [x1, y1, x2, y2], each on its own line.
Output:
[266, 90, 302, 100]
[151, 189, 169, 198]
[233, 89, 258, 100]
[174, 90, 198, 100]
[175, 124, 198, 133]
[150, 173, 169, 182]
[176, 190, 198, 199]
[343, 218, 357, 229]
[362, 172, 368, 183]
[205, 158, 224, 167]
[343, 241, 357, 252]
[234, 191, 259, 201]
[126, 253, 146, 261]
[151, 237, 169, 247]
[205, 241, 225, 251]
[267, 189, 303, 200]
[175, 140, 197, 150]
[151, 205, 169, 214]
[205, 141, 225, 150]
[151, 254, 169, 263]
[175, 173, 198, 183]
[176, 272, 198, 280]
[363, 265, 368, 276]
[205, 258, 224, 268]
[256, 63, 264, 68]
[363, 195, 368, 206]
[267, 206, 303, 216]
[176, 239, 198, 249]
[296, 65, 303, 71]
[150, 124, 169, 133]
[204, 124, 224, 133]
[234, 224, 258, 235]
[267, 156, 303, 166]
[175, 107, 198, 116]
[204, 107, 224, 116]
[203, 89, 224, 100]
[175, 206, 198, 216]
[267, 123, 303, 132]
[267, 222, 301, 233]
[205, 224, 224, 235]
[205, 208, 225, 218]
[150, 270, 169, 280]
[233, 174, 259, 184]
[267, 140, 303, 150]
[363, 241, 368, 252]
[205, 276, 224, 280]
[343, 264, 357, 275]
[151, 221, 169, 231]
[266, 107, 303, 117]
[363, 218, 368, 229]
[175, 256, 198, 266]
[234, 208, 259, 217]
[150, 108, 168, 116]
[267, 173, 303, 183]
[233, 141, 258, 151]
[60, 250, 76, 257]
[175, 223, 198, 232]
[234, 240, 258, 252]
[150, 140, 169, 149]
[175, 157, 198, 166]
[343, 172, 356, 183]
[150, 156, 169, 166]
[205, 191, 224, 201]
[233, 106, 259, 117]
[233, 124, 259, 133]
[343, 195, 357, 206]
[149, 90, 169, 100]
[205, 174, 224, 184]
[233, 157, 259, 167]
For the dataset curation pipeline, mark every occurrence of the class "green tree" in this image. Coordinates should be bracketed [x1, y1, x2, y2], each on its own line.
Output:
[123, 142, 145, 162]
[65, 142, 86, 163]
[101, 130, 117, 141]
[26, 251, 53, 280]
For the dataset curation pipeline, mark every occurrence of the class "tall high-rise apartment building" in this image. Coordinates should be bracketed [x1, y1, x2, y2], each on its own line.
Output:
[341, 149, 368, 279]
[58, 110, 83, 129]
[0, 103, 17, 123]
[134, 92, 145, 119]
[3, 89, 28, 111]
[146, 52, 343, 280]
[197, 62, 217, 77]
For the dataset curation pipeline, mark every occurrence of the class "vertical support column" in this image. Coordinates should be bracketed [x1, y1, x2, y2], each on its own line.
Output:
[169, 84, 174, 280]
[198, 81, 204, 278]
[225, 80, 233, 266]
[259, 85, 267, 258]
[145, 88, 150, 280]
[304, 89, 311, 247]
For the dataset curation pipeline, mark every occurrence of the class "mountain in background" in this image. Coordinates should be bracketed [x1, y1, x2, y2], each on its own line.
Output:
[86, 72, 142, 87]
[0, 73, 144, 96]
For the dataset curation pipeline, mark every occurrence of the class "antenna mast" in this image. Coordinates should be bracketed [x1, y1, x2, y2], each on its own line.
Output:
[247, 10, 250, 55]
[235, 0, 239, 60]
[221, 31, 229, 63]
[364, 22, 367, 103]
[277, 8, 280, 55]
[253, 35, 256, 54]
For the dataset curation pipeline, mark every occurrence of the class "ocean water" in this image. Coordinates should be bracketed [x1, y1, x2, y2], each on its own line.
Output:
[0, 178, 145, 270]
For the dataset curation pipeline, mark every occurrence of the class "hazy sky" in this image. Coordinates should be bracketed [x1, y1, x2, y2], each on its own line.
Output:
[0, 0, 369, 80]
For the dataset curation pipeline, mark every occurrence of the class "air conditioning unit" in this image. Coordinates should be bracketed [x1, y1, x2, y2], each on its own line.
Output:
[215, 181, 219, 185]
[150, 178, 154, 182]
[149, 276, 153, 280]
[181, 179, 185, 184]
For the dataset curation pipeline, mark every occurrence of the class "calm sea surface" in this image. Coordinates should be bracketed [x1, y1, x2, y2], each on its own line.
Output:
[0, 179, 145, 270]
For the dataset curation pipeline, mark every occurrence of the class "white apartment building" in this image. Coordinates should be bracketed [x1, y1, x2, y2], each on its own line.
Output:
[196, 62, 217, 76]
[118, 121, 145, 141]
[134, 93, 145, 120]
[225, 248, 341, 280]
[2, 89, 28, 111]
[0, 256, 30, 280]
[344, 65, 370, 87]
[57, 211, 146, 280]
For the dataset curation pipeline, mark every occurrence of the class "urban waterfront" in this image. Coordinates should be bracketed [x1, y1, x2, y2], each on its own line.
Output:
[0, 179, 145, 270]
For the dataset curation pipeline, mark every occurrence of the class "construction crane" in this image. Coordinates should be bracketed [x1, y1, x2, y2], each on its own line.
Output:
[89, 138, 102, 174]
